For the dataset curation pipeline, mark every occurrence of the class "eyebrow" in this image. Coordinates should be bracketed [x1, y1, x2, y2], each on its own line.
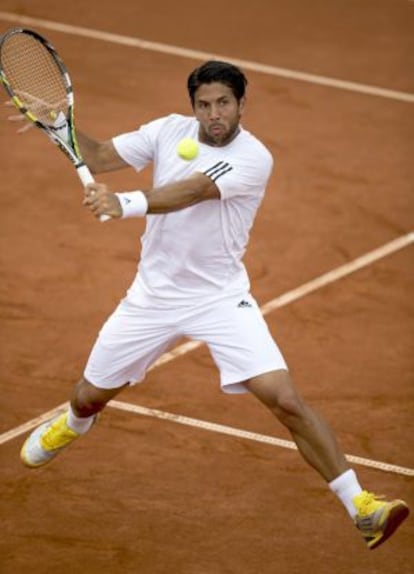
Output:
[196, 95, 230, 104]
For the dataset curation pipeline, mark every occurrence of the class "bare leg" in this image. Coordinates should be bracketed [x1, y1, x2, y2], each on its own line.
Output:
[70, 376, 128, 417]
[245, 370, 349, 482]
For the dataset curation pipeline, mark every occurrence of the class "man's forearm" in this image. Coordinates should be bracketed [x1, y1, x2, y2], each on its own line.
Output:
[144, 174, 220, 213]
[76, 131, 127, 174]
[76, 131, 101, 173]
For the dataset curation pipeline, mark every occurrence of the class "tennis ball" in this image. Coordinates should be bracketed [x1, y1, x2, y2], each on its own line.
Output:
[177, 137, 199, 161]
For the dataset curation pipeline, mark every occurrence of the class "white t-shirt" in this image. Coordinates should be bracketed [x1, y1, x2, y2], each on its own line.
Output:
[112, 114, 273, 307]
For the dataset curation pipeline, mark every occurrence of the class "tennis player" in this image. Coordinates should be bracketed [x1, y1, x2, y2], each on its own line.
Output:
[20, 60, 409, 549]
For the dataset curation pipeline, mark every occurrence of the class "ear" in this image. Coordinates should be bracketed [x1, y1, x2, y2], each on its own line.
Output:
[239, 96, 246, 115]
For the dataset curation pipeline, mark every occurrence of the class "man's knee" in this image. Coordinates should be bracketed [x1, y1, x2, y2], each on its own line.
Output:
[245, 370, 307, 422]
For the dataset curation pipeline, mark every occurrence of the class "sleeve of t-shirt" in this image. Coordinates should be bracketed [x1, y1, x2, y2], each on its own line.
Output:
[112, 116, 168, 172]
[203, 146, 274, 200]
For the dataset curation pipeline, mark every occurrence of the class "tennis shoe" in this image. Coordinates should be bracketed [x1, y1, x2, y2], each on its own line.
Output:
[20, 412, 80, 468]
[353, 491, 409, 549]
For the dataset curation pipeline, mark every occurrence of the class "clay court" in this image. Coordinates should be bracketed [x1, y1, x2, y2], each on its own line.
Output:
[0, 1, 413, 573]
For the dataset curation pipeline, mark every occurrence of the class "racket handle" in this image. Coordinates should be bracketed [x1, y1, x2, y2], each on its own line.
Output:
[76, 164, 111, 223]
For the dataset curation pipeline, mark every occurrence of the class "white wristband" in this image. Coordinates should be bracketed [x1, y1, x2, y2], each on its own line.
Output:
[115, 191, 148, 218]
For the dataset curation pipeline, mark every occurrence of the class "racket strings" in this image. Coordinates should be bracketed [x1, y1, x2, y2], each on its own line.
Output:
[1, 33, 69, 125]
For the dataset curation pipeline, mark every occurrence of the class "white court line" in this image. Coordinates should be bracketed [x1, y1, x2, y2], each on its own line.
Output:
[109, 400, 414, 477]
[1, 233, 413, 477]
[0, 12, 413, 103]
[0, 402, 68, 446]
[1, 398, 413, 477]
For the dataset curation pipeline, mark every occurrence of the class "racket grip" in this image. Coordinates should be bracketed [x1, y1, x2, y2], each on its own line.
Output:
[76, 164, 111, 222]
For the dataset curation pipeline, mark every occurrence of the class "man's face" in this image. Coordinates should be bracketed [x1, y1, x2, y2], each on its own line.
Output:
[193, 82, 245, 147]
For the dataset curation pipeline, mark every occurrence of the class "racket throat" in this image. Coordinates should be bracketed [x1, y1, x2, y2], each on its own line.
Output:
[50, 111, 71, 144]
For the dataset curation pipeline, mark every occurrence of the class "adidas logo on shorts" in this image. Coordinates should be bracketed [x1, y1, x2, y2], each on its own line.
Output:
[237, 300, 252, 308]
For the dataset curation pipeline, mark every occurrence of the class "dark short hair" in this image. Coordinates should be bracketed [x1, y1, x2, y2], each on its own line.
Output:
[187, 60, 248, 106]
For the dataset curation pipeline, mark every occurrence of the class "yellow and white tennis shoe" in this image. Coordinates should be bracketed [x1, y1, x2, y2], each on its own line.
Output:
[353, 491, 409, 549]
[20, 412, 80, 468]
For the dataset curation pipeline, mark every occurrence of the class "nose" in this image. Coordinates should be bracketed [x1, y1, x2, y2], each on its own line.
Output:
[208, 103, 220, 119]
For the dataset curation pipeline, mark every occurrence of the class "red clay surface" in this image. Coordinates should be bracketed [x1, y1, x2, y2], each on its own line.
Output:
[0, 1, 413, 573]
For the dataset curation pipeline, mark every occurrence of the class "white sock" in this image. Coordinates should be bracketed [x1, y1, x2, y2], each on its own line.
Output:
[329, 469, 363, 519]
[66, 405, 95, 434]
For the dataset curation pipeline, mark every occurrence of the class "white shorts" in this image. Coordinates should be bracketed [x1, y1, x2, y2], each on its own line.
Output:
[84, 292, 288, 393]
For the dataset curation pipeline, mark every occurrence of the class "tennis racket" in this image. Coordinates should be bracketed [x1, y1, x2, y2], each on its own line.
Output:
[0, 27, 110, 222]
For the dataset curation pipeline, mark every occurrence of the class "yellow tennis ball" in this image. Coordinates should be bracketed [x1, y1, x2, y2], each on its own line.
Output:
[177, 138, 199, 161]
